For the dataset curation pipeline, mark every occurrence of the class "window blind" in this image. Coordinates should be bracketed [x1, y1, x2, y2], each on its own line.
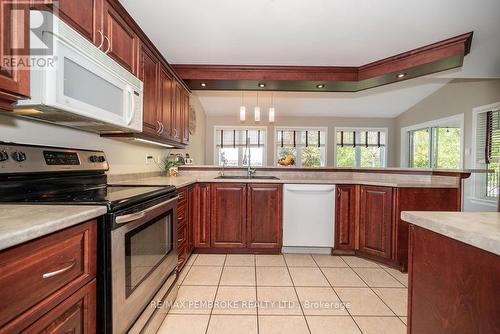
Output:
[216, 129, 265, 148]
[337, 130, 386, 147]
[485, 110, 500, 163]
[276, 130, 326, 148]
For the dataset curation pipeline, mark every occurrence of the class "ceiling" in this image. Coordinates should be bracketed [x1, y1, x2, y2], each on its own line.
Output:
[119, 0, 500, 117]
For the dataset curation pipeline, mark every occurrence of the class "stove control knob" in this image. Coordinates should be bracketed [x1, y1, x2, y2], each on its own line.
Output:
[89, 155, 99, 163]
[12, 151, 26, 162]
[0, 150, 8, 161]
[98, 156, 106, 163]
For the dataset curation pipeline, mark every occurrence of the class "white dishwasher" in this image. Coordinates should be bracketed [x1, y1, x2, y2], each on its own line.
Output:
[283, 184, 335, 253]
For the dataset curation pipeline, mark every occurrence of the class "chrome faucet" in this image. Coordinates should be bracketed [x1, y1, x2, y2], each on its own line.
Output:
[246, 140, 256, 178]
[220, 153, 227, 176]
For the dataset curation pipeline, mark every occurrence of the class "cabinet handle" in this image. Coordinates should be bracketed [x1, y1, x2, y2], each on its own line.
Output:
[173, 128, 178, 138]
[104, 35, 111, 54]
[96, 30, 104, 49]
[156, 121, 162, 134]
[42, 260, 76, 279]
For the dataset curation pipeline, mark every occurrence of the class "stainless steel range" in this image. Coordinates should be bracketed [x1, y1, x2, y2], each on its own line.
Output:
[0, 142, 179, 334]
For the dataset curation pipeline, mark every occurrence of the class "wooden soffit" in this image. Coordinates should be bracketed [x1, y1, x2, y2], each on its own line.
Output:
[172, 32, 473, 92]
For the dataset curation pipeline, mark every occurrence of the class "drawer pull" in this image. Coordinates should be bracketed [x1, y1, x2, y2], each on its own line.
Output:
[42, 260, 76, 279]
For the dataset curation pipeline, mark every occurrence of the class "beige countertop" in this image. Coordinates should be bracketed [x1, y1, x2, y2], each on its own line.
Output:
[0, 205, 107, 251]
[110, 174, 459, 188]
[401, 211, 500, 256]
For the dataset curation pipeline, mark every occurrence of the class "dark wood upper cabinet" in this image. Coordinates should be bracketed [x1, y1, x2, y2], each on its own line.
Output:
[160, 66, 174, 139]
[138, 43, 160, 136]
[181, 89, 190, 143]
[335, 185, 357, 251]
[194, 183, 211, 248]
[247, 184, 282, 249]
[211, 183, 247, 248]
[359, 186, 393, 259]
[102, 0, 138, 74]
[52, 0, 103, 45]
[0, 0, 30, 109]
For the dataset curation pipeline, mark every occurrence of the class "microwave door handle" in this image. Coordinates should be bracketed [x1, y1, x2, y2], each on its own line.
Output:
[125, 86, 135, 125]
[115, 196, 179, 225]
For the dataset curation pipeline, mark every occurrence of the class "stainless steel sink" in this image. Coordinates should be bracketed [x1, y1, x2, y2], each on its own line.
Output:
[215, 175, 280, 180]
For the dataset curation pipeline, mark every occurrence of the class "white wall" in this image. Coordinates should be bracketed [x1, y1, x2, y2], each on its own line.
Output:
[395, 79, 500, 211]
[205, 115, 397, 167]
[0, 95, 207, 174]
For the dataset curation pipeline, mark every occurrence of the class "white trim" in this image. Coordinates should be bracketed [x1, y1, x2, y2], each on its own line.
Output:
[399, 113, 465, 168]
[273, 126, 328, 167]
[213, 125, 268, 166]
[470, 101, 500, 201]
[333, 127, 388, 167]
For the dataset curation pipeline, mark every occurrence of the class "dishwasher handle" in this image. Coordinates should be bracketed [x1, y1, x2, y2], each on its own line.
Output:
[285, 185, 336, 193]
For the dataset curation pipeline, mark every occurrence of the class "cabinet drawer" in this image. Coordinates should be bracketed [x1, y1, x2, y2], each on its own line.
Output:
[20, 280, 96, 334]
[177, 223, 187, 246]
[178, 188, 188, 204]
[0, 221, 96, 329]
[177, 203, 187, 225]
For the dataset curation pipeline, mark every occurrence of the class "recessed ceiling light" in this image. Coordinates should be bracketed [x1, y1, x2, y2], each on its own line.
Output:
[258, 83, 266, 88]
[396, 73, 407, 79]
[200, 82, 207, 87]
[316, 84, 325, 89]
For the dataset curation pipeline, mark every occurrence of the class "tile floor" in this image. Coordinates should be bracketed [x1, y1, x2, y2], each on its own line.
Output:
[157, 254, 408, 334]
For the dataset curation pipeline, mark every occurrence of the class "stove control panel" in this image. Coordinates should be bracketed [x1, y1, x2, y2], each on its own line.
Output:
[0, 142, 109, 174]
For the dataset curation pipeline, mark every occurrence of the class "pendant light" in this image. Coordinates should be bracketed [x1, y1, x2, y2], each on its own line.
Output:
[254, 92, 261, 122]
[239, 91, 246, 121]
[269, 93, 275, 123]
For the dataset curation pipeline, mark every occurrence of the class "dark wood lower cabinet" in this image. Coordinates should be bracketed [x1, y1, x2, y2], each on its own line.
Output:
[247, 184, 282, 249]
[335, 185, 357, 251]
[194, 183, 211, 248]
[407, 225, 500, 334]
[0, 220, 97, 334]
[193, 183, 283, 252]
[210, 183, 247, 248]
[359, 186, 393, 259]
[334, 185, 462, 271]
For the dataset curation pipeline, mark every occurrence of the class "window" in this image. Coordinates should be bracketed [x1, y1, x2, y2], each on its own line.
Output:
[335, 129, 387, 168]
[275, 128, 327, 167]
[215, 127, 266, 167]
[473, 107, 500, 200]
[408, 127, 461, 168]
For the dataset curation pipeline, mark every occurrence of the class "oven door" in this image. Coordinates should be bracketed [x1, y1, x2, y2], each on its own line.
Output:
[110, 196, 178, 334]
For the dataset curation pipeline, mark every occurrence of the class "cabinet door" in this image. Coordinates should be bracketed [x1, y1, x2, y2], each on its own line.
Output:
[102, 0, 138, 74]
[53, 0, 103, 46]
[20, 280, 96, 334]
[335, 185, 357, 250]
[359, 186, 393, 259]
[0, 0, 29, 104]
[211, 183, 247, 248]
[187, 186, 195, 253]
[159, 66, 174, 139]
[139, 43, 160, 135]
[247, 184, 282, 249]
[171, 81, 182, 142]
[181, 89, 190, 143]
[194, 183, 211, 248]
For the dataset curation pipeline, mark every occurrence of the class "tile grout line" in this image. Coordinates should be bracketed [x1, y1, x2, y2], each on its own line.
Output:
[342, 257, 404, 326]
[204, 254, 227, 334]
[283, 254, 313, 334]
[313, 256, 364, 334]
[253, 254, 259, 334]
[380, 265, 408, 287]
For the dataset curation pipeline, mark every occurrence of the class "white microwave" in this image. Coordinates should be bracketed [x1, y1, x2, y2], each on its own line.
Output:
[15, 11, 143, 133]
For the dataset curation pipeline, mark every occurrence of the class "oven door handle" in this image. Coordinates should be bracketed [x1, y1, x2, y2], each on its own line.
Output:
[115, 196, 179, 225]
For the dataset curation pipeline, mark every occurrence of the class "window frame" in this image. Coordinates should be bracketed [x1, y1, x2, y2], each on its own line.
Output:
[273, 126, 328, 168]
[400, 114, 464, 169]
[334, 127, 388, 168]
[213, 125, 268, 167]
[471, 102, 500, 205]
